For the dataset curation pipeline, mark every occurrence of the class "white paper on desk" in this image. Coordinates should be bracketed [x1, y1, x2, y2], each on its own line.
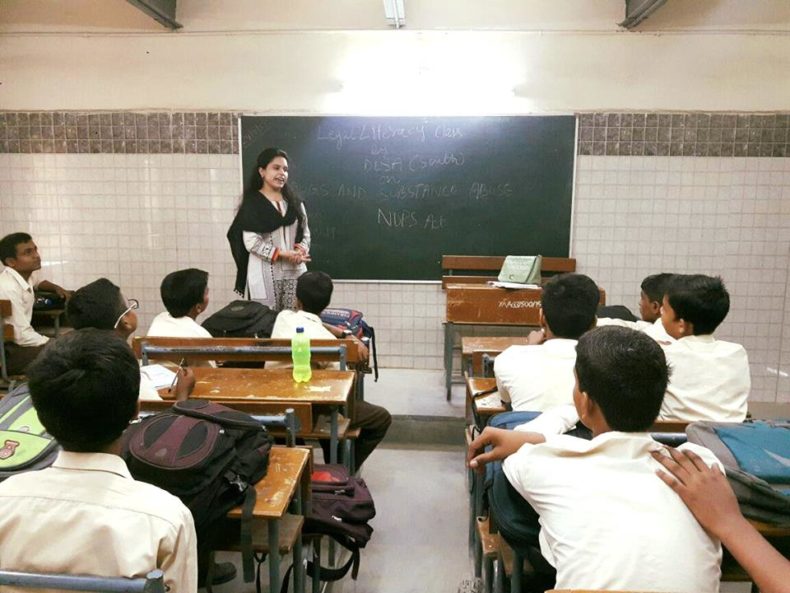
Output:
[140, 364, 177, 389]
[488, 281, 541, 290]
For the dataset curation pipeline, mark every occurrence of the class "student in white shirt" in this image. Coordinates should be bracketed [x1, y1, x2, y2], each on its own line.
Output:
[658, 274, 750, 421]
[597, 272, 675, 344]
[271, 271, 391, 469]
[0, 329, 198, 593]
[468, 326, 722, 591]
[494, 273, 599, 411]
[66, 278, 195, 402]
[147, 268, 216, 368]
[0, 232, 71, 374]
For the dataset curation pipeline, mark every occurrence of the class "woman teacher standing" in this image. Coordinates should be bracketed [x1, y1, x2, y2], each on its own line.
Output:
[227, 147, 311, 310]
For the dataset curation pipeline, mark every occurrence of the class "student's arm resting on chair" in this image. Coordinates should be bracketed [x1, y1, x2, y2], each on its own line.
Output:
[467, 427, 546, 470]
[652, 448, 790, 593]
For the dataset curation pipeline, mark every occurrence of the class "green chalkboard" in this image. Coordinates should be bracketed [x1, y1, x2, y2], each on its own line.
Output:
[240, 116, 575, 281]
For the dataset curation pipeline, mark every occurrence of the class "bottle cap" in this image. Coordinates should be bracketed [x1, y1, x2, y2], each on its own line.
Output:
[296, 327, 304, 333]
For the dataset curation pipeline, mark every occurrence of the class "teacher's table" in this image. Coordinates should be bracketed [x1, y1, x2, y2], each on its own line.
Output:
[445, 284, 544, 400]
[153, 368, 355, 464]
[217, 445, 311, 593]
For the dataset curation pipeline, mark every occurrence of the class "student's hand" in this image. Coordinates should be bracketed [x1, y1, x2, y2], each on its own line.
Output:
[467, 427, 546, 472]
[652, 448, 745, 540]
[353, 337, 369, 362]
[324, 324, 345, 338]
[526, 329, 546, 345]
[172, 367, 196, 402]
[54, 286, 73, 300]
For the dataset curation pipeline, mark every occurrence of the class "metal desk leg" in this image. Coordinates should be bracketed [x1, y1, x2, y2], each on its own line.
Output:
[268, 519, 280, 593]
[511, 550, 523, 593]
[330, 408, 338, 464]
[293, 528, 305, 593]
[444, 322, 455, 400]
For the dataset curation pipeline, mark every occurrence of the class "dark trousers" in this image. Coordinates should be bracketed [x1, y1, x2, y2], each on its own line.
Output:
[3, 342, 46, 375]
[321, 400, 392, 470]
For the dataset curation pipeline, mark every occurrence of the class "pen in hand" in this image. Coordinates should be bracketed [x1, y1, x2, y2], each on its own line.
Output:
[169, 358, 187, 393]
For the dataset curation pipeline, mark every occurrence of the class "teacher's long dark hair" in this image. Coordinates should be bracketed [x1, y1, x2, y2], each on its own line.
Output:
[227, 147, 306, 295]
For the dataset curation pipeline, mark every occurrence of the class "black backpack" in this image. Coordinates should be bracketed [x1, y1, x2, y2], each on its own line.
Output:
[202, 300, 278, 338]
[281, 464, 375, 592]
[122, 400, 274, 581]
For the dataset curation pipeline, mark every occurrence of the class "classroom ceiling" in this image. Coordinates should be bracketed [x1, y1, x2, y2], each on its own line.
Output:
[1, 0, 789, 33]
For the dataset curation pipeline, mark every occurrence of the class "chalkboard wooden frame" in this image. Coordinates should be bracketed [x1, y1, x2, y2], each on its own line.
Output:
[240, 116, 576, 281]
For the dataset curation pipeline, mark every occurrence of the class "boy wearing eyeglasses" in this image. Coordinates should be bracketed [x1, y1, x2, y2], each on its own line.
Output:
[66, 278, 194, 401]
[0, 232, 72, 374]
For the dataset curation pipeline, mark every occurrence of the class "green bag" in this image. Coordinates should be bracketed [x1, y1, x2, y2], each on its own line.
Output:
[497, 255, 543, 285]
[0, 383, 59, 481]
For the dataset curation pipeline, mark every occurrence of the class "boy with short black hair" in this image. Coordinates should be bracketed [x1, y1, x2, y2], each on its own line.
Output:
[271, 270, 391, 469]
[67, 278, 194, 401]
[0, 232, 70, 373]
[494, 273, 599, 411]
[597, 272, 675, 343]
[659, 274, 749, 421]
[469, 326, 722, 591]
[0, 329, 197, 592]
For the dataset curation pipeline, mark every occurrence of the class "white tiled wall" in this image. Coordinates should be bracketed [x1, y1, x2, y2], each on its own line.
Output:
[2, 152, 789, 403]
[574, 156, 790, 403]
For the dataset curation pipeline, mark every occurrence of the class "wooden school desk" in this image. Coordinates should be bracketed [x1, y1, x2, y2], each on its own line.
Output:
[466, 376, 506, 427]
[147, 367, 355, 464]
[217, 445, 312, 593]
[444, 284, 605, 400]
[462, 336, 534, 376]
[444, 284, 544, 400]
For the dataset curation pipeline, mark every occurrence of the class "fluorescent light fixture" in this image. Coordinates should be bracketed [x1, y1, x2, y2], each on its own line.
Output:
[383, 0, 405, 28]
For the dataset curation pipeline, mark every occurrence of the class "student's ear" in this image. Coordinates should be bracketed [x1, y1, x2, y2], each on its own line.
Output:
[115, 315, 135, 338]
[677, 318, 694, 337]
[649, 300, 662, 318]
[538, 308, 548, 331]
[576, 389, 595, 425]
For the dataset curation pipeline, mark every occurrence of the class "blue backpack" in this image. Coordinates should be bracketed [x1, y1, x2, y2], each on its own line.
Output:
[686, 420, 790, 524]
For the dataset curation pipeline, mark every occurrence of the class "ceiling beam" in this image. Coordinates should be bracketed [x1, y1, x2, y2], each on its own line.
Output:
[126, 0, 182, 30]
[619, 0, 668, 29]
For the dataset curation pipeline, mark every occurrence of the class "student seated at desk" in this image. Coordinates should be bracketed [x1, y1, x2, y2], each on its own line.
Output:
[0, 329, 198, 592]
[147, 268, 216, 367]
[597, 272, 675, 343]
[521, 273, 750, 433]
[468, 326, 723, 591]
[659, 273, 750, 421]
[494, 273, 599, 411]
[66, 278, 194, 401]
[271, 271, 391, 469]
[0, 232, 71, 374]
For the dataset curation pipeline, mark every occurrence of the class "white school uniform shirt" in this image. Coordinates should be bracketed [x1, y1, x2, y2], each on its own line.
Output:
[596, 317, 675, 344]
[146, 311, 217, 370]
[0, 267, 48, 347]
[502, 432, 722, 592]
[0, 451, 197, 593]
[494, 339, 577, 411]
[268, 309, 339, 369]
[660, 334, 750, 422]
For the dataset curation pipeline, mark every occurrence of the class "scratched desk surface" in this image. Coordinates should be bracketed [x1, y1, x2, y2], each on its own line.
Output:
[227, 446, 310, 519]
[180, 367, 355, 405]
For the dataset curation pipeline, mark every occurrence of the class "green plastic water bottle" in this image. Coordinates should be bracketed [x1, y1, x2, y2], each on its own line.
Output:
[292, 326, 312, 383]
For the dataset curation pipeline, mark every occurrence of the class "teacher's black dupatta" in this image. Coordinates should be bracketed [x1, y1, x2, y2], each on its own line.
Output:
[227, 192, 304, 295]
